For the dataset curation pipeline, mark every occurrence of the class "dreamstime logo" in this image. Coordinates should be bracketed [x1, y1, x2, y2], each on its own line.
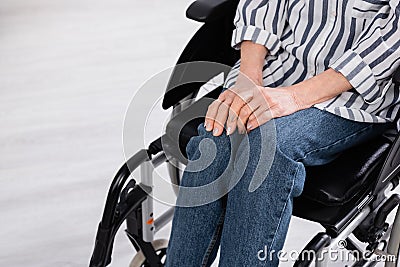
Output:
[257, 241, 397, 263]
[122, 61, 277, 207]
[337, 239, 347, 249]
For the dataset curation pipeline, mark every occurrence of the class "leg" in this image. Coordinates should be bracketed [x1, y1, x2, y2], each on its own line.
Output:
[165, 125, 242, 267]
[218, 107, 392, 266]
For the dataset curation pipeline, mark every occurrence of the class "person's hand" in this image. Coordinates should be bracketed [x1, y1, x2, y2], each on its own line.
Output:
[244, 87, 306, 131]
[204, 71, 260, 136]
[204, 74, 308, 136]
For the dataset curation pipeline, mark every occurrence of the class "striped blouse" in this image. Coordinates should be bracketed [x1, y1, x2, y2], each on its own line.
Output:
[223, 0, 400, 129]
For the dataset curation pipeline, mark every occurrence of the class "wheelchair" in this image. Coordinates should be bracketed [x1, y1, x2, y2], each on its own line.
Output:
[89, 0, 400, 266]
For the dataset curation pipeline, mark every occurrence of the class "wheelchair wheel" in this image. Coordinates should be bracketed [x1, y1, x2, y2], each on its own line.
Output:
[129, 239, 169, 267]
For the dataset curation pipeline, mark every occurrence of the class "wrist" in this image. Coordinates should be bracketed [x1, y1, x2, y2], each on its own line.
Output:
[286, 84, 314, 109]
[239, 66, 263, 86]
[239, 41, 267, 86]
[289, 70, 350, 108]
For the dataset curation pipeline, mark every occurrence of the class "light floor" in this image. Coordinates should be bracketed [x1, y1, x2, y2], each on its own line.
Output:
[0, 1, 396, 266]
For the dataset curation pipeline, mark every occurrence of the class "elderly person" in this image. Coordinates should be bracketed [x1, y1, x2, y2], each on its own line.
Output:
[165, 0, 400, 265]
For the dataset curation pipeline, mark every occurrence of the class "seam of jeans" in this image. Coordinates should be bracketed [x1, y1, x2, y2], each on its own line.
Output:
[201, 212, 225, 267]
[268, 163, 298, 252]
[294, 124, 375, 162]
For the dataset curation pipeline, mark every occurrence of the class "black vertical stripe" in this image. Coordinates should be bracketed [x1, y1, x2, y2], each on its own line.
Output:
[345, 18, 357, 50]
[323, 1, 347, 69]
[250, 0, 268, 25]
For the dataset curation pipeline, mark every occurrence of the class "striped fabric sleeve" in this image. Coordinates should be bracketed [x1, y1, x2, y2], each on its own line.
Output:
[231, 0, 287, 55]
[330, 0, 400, 104]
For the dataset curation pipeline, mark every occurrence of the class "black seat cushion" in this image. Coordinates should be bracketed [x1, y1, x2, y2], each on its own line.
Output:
[302, 137, 390, 206]
[164, 93, 392, 207]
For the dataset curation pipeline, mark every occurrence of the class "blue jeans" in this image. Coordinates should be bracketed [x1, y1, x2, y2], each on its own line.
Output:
[165, 107, 392, 267]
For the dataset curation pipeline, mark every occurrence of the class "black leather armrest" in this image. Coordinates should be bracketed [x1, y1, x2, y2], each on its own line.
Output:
[186, 0, 236, 23]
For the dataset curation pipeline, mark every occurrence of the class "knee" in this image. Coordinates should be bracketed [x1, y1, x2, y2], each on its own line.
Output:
[180, 124, 235, 196]
[186, 124, 232, 161]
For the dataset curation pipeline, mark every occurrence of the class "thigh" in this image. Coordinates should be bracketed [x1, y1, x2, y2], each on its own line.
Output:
[263, 107, 392, 166]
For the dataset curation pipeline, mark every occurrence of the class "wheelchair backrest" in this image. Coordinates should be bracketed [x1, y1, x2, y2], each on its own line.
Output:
[161, 0, 239, 109]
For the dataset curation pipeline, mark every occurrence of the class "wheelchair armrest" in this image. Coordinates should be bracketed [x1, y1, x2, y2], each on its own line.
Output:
[186, 0, 236, 22]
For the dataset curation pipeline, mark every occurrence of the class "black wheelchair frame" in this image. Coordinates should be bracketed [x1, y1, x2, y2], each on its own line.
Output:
[89, 0, 400, 266]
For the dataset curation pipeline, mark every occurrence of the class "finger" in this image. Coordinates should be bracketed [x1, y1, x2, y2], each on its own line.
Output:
[218, 89, 234, 102]
[218, 90, 237, 109]
[237, 103, 259, 134]
[246, 109, 273, 132]
[225, 87, 255, 135]
[239, 97, 262, 124]
[247, 102, 270, 122]
[226, 96, 246, 135]
[234, 88, 254, 103]
[204, 90, 235, 130]
[213, 100, 231, 136]
[204, 100, 222, 131]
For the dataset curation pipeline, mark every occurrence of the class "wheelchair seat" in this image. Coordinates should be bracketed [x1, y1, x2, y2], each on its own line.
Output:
[162, 93, 393, 232]
[293, 137, 391, 233]
[303, 137, 390, 206]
